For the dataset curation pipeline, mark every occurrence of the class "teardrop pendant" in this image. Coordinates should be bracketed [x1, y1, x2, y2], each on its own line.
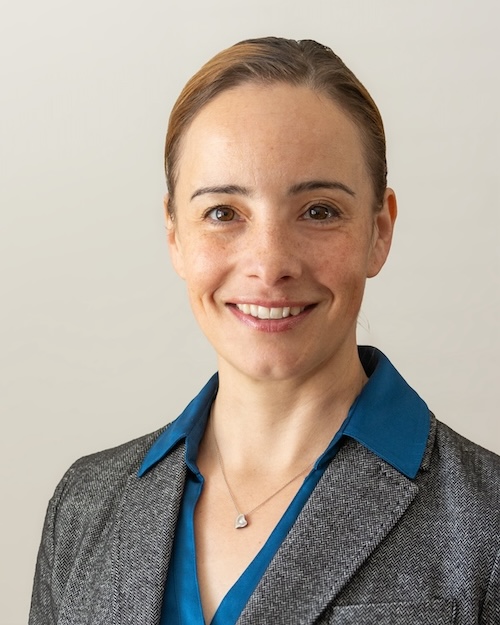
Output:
[235, 513, 248, 529]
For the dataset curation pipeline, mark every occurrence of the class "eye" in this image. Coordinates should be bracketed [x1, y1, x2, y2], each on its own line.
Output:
[302, 204, 340, 221]
[206, 206, 237, 222]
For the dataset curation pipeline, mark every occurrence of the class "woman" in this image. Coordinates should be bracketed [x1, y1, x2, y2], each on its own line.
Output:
[30, 37, 499, 625]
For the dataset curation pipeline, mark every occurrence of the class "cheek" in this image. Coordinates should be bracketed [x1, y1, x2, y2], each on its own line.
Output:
[181, 237, 230, 298]
[313, 235, 371, 299]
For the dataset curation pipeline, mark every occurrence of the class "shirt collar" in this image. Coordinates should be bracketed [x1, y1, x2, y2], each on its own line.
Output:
[343, 347, 430, 478]
[138, 347, 430, 480]
[137, 374, 217, 477]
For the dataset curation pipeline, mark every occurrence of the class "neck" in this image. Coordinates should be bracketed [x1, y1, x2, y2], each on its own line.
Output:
[208, 345, 367, 473]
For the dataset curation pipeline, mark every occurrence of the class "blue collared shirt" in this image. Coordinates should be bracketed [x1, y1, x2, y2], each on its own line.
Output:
[138, 347, 430, 625]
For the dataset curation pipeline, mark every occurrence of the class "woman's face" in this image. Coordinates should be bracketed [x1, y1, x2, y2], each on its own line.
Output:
[167, 83, 396, 383]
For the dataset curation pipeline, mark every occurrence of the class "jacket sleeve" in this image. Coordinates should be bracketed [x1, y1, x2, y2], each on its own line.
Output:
[481, 548, 500, 624]
[28, 467, 75, 625]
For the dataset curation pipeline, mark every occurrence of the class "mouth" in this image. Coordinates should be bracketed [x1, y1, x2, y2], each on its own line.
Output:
[234, 304, 308, 320]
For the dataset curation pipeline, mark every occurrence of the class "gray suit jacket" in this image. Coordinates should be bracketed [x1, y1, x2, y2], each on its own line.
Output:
[30, 415, 500, 624]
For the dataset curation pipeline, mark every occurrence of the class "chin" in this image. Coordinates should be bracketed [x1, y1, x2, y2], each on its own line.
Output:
[219, 349, 320, 384]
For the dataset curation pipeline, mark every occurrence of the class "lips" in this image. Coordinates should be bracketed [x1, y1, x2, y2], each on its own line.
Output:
[235, 304, 306, 319]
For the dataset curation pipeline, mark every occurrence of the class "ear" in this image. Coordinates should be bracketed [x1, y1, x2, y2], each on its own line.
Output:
[366, 188, 397, 278]
[164, 194, 186, 280]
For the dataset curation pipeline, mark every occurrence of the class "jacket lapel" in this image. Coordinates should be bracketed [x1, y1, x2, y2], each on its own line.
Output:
[114, 442, 187, 625]
[237, 439, 419, 625]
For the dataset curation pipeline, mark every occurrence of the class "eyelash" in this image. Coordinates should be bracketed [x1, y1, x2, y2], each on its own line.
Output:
[203, 205, 240, 224]
[301, 203, 342, 223]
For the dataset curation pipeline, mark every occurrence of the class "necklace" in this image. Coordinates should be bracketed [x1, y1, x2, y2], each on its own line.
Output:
[211, 418, 314, 529]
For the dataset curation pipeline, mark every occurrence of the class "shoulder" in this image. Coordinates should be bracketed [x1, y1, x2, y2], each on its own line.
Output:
[422, 416, 500, 532]
[70, 426, 168, 476]
[48, 426, 171, 525]
[30, 425, 184, 620]
[49, 426, 178, 562]
[426, 420, 500, 617]
[433, 418, 500, 492]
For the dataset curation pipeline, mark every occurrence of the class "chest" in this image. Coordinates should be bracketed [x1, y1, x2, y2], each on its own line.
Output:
[193, 472, 307, 623]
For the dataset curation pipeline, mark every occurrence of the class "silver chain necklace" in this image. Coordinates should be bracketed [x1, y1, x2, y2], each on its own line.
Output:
[211, 418, 314, 529]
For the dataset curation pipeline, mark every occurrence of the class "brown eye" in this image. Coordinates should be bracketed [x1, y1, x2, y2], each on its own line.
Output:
[208, 206, 236, 221]
[304, 204, 338, 220]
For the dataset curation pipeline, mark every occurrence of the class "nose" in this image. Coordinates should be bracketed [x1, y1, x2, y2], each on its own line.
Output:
[243, 220, 302, 286]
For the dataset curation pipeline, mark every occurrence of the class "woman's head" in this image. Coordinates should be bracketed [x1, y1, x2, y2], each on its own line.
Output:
[165, 76, 397, 382]
[165, 36, 387, 215]
[164, 38, 397, 382]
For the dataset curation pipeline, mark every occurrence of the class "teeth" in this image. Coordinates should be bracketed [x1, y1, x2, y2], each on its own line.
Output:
[258, 305, 270, 319]
[236, 304, 306, 319]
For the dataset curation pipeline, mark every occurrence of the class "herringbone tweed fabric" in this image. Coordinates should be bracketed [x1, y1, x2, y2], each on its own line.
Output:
[29, 415, 500, 624]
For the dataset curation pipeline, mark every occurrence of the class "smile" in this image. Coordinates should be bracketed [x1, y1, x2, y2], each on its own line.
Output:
[235, 304, 306, 319]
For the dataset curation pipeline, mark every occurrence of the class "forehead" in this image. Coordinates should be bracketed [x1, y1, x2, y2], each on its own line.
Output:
[176, 82, 369, 195]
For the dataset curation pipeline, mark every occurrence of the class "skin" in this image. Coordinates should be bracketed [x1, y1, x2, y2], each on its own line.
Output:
[165, 82, 397, 622]
[167, 82, 396, 391]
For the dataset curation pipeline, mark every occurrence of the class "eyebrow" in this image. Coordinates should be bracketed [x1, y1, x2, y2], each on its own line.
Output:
[190, 185, 250, 201]
[288, 180, 356, 197]
[190, 179, 356, 201]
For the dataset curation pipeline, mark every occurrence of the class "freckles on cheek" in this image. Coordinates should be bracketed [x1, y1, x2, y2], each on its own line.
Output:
[316, 246, 354, 279]
[318, 249, 367, 307]
[183, 244, 228, 298]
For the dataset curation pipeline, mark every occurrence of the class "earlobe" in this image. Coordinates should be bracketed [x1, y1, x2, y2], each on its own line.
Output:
[164, 194, 186, 280]
[367, 188, 397, 278]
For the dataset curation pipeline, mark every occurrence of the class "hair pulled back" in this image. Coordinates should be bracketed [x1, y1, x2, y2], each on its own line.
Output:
[165, 37, 387, 213]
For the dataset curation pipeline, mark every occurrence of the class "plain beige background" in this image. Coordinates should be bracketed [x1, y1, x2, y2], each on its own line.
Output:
[1, 0, 499, 622]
